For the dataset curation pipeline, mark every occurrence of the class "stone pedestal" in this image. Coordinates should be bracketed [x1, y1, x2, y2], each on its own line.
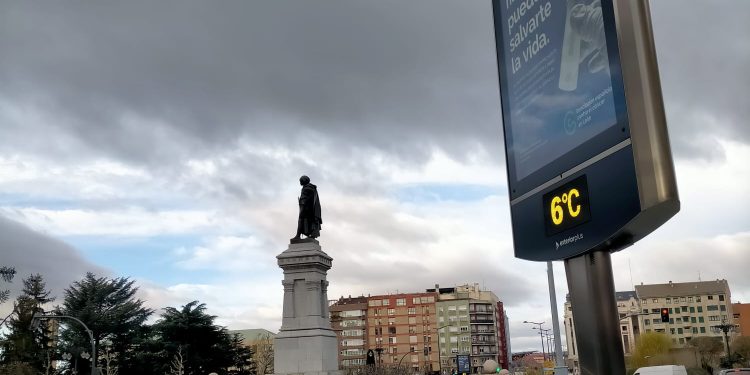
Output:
[274, 239, 340, 375]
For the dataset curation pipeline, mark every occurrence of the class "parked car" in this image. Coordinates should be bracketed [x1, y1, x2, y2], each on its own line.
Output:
[633, 365, 688, 375]
[717, 369, 750, 375]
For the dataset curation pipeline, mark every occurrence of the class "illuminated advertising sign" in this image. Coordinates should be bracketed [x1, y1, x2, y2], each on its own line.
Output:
[493, 0, 679, 261]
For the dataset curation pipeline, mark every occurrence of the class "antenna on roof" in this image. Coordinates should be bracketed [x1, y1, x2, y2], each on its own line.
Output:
[698, 270, 701, 282]
[629, 259, 634, 290]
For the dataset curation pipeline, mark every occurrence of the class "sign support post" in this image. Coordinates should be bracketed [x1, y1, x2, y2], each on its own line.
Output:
[546, 261, 567, 375]
[564, 251, 625, 375]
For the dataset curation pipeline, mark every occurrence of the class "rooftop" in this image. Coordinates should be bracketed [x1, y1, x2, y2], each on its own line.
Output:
[635, 280, 730, 298]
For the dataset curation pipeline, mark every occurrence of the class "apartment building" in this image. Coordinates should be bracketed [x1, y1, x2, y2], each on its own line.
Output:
[636, 279, 734, 347]
[731, 302, 750, 337]
[330, 296, 369, 368]
[367, 291, 439, 371]
[329, 284, 510, 373]
[565, 280, 734, 373]
[430, 284, 510, 373]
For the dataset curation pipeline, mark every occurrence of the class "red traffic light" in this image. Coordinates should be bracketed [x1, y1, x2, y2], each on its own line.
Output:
[660, 308, 670, 322]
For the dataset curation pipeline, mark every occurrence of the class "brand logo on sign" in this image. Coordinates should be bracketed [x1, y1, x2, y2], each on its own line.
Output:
[555, 233, 584, 250]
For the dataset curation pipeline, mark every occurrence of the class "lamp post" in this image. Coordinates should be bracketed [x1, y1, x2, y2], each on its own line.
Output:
[31, 313, 96, 375]
[711, 318, 738, 363]
[524, 321, 546, 361]
[435, 324, 451, 375]
[398, 349, 416, 368]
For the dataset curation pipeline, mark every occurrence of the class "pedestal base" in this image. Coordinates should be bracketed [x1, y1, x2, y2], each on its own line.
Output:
[274, 329, 340, 375]
[274, 240, 340, 375]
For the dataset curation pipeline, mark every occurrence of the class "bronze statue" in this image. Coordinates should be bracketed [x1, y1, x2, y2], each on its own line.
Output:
[291, 175, 322, 241]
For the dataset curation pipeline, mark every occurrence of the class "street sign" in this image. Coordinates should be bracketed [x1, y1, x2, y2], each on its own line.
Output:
[456, 354, 471, 374]
[492, 0, 679, 261]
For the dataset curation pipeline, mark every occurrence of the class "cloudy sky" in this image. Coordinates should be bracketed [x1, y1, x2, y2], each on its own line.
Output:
[1, 0, 748, 353]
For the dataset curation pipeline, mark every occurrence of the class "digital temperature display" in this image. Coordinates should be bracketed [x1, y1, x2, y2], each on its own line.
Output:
[543, 175, 592, 236]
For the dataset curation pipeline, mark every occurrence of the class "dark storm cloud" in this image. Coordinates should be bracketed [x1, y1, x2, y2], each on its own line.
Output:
[650, 0, 750, 160]
[0, 0, 502, 165]
[0, 215, 108, 311]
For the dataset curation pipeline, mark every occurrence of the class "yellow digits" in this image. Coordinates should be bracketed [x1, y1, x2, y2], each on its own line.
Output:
[551, 188, 582, 225]
[551, 196, 564, 225]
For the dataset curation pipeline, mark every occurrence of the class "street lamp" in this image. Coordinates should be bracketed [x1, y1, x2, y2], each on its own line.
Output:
[524, 321, 546, 361]
[711, 319, 739, 363]
[31, 313, 96, 375]
[435, 324, 451, 375]
[398, 348, 416, 368]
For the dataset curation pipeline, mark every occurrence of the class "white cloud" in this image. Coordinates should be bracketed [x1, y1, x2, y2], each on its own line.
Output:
[0, 207, 242, 237]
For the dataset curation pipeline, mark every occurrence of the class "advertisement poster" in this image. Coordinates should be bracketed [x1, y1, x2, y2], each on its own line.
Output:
[456, 354, 471, 374]
[497, 0, 618, 181]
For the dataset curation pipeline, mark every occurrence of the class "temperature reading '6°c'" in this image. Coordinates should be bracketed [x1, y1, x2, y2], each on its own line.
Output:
[543, 176, 592, 236]
[550, 188, 581, 225]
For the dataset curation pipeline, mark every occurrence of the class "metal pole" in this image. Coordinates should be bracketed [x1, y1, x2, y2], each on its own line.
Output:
[31, 314, 96, 375]
[547, 261, 567, 375]
[564, 251, 626, 375]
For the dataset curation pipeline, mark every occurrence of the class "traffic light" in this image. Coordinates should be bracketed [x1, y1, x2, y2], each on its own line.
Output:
[660, 308, 669, 323]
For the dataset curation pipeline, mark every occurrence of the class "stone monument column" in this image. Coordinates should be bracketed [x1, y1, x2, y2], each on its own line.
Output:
[274, 239, 340, 374]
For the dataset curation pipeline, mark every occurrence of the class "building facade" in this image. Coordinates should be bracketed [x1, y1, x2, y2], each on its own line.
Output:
[366, 292, 439, 371]
[731, 302, 750, 337]
[330, 296, 369, 368]
[329, 284, 510, 373]
[564, 280, 734, 374]
[430, 283, 510, 373]
[635, 280, 734, 347]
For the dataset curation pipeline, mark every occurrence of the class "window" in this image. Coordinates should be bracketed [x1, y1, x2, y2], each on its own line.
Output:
[681, 306, 688, 312]
[396, 298, 406, 306]
[388, 326, 396, 334]
[645, 320, 650, 326]
[369, 300, 382, 307]
[666, 297, 671, 304]
[679, 338, 685, 344]
[413, 297, 421, 304]
[676, 318, 681, 323]
[408, 307, 416, 315]
[410, 335, 418, 343]
[707, 305, 719, 311]
[388, 337, 397, 344]
[643, 309, 648, 313]
[670, 318, 674, 324]
[461, 336, 470, 342]
[700, 327, 706, 333]
[678, 328, 683, 334]
[690, 307, 695, 313]
[691, 317, 697, 323]
[681, 297, 686, 302]
[708, 295, 714, 300]
[651, 309, 660, 314]
[450, 336, 458, 343]
[709, 316, 720, 322]
[388, 317, 395, 325]
[670, 328, 675, 334]
[698, 317, 704, 323]
[692, 327, 698, 334]
[642, 299, 648, 304]
[460, 326, 469, 332]
[688, 297, 693, 302]
[719, 294, 725, 302]
[421, 296, 434, 303]
[653, 299, 658, 303]
[387, 308, 395, 315]
[696, 296, 701, 302]
[697, 306, 703, 313]
[720, 305, 726, 312]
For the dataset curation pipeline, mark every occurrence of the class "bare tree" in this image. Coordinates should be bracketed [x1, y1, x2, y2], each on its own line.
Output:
[100, 346, 118, 375]
[167, 346, 186, 375]
[252, 334, 274, 375]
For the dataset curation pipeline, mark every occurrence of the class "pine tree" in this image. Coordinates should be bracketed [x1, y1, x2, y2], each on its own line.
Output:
[56, 272, 153, 375]
[0, 274, 55, 372]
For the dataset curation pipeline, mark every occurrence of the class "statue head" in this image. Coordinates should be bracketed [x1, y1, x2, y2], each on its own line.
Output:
[299, 175, 310, 185]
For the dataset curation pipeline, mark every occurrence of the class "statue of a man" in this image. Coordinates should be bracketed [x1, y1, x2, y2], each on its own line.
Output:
[292, 175, 322, 241]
